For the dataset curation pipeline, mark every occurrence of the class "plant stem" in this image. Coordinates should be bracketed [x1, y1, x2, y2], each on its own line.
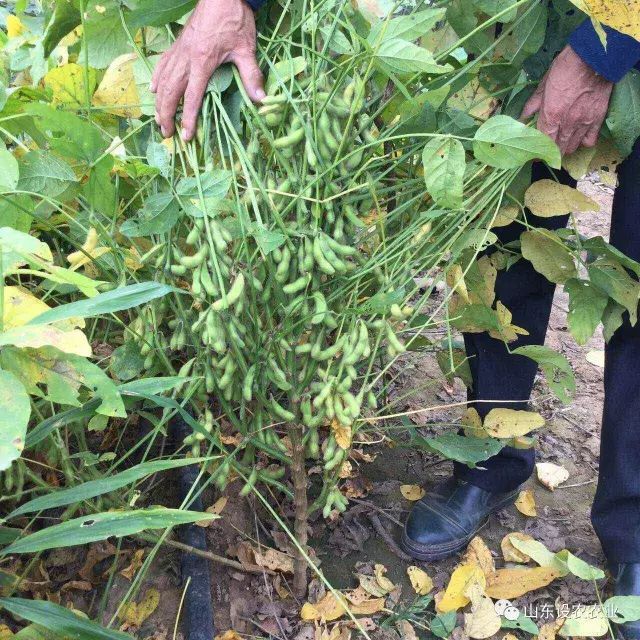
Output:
[287, 423, 309, 598]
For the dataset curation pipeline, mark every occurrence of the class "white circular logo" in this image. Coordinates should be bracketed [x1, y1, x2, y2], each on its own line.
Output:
[494, 599, 513, 616]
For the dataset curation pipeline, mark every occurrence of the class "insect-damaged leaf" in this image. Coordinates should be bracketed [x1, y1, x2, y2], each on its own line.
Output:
[422, 137, 466, 209]
[524, 179, 598, 217]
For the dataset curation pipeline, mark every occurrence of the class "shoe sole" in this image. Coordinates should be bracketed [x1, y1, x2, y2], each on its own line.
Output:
[400, 489, 520, 562]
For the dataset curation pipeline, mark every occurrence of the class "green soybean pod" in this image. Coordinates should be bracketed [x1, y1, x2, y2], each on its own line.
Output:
[243, 364, 257, 402]
[273, 127, 305, 149]
[211, 273, 245, 311]
[270, 397, 296, 422]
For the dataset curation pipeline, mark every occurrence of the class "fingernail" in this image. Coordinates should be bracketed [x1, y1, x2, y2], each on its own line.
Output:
[256, 89, 266, 101]
[181, 128, 189, 141]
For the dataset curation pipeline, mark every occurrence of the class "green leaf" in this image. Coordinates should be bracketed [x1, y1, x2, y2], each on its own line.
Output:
[374, 38, 453, 75]
[606, 69, 640, 157]
[430, 611, 457, 639]
[8, 458, 210, 518]
[146, 142, 171, 178]
[413, 433, 504, 466]
[128, 0, 197, 28]
[0, 597, 134, 639]
[0, 149, 19, 190]
[520, 229, 577, 284]
[1, 508, 217, 555]
[588, 258, 640, 325]
[564, 278, 609, 345]
[473, 115, 561, 169]
[512, 344, 575, 404]
[604, 596, 640, 623]
[251, 225, 286, 255]
[422, 137, 466, 209]
[110, 341, 145, 381]
[177, 169, 232, 199]
[0, 370, 30, 471]
[501, 614, 539, 635]
[0, 195, 33, 234]
[512, 2, 548, 58]
[120, 193, 182, 237]
[265, 56, 307, 94]
[368, 8, 446, 44]
[602, 300, 625, 342]
[28, 282, 178, 325]
[81, 6, 130, 69]
[0, 226, 52, 276]
[17, 151, 77, 197]
[42, 0, 82, 57]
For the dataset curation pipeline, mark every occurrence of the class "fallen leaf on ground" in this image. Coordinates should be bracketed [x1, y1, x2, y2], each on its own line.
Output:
[501, 532, 534, 563]
[464, 590, 501, 639]
[357, 574, 390, 598]
[437, 563, 486, 613]
[254, 547, 295, 574]
[120, 549, 145, 580]
[485, 567, 560, 599]
[515, 489, 537, 517]
[400, 484, 425, 501]
[463, 536, 495, 578]
[407, 566, 434, 595]
[586, 350, 605, 368]
[537, 617, 566, 640]
[396, 620, 419, 640]
[536, 462, 569, 490]
[215, 631, 242, 640]
[558, 604, 608, 637]
[374, 564, 395, 593]
[119, 588, 160, 629]
[301, 591, 384, 622]
[209, 496, 228, 515]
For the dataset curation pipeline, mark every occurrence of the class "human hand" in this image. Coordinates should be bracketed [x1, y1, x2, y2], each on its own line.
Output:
[150, 0, 265, 141]
[522, 45, 613, 155]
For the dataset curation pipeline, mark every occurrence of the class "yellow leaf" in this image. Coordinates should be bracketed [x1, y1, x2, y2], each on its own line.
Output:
[524, 180, 598, 218]
[6, 15, 26, 38]
[537, 617, 566, 640]
[536, 462, 569, 491]
[119, 588, 160, 628]
[461, 408, 486, 438]
[44, 63, 97, 106]
[483, 408, 545, 439]
[400, 484, 425, 501]
[464, 592, 502, 639]
[491, 204, 520, 228]
[253, 547, 295, 574]
[93, 53, 142, 118]
[515, 489, 537, 517]
[463, 536, 495, 578]
[0, 624, 14, 639]
[0, 325, 92, 357]
[567, 0, 640, 41]
[446, 264, 470, 303]
[301, 593, 348, 622]
[485, 567, 560, 599]
[586, 350, 605, 368]
[437, 563, 486, 613]
[501, 532, 534, 563]
[350, 597, 385, 616]
[210, 496, 228, 515]
[407, 566, 434, 595]
[3, 286, 51, 330]
[558, 603, 608, 637]
[374, 564, 396, 593]
[215, 631, 243, 640]
[331, 418, 352, 449]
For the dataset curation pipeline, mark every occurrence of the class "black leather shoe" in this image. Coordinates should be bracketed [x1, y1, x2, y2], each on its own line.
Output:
[610, 563, 640, 639]
[401, 478, 520, 561]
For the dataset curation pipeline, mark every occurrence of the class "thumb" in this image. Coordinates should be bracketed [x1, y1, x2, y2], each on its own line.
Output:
[233, 52, 265, 103]
[521, 89, 542, 120]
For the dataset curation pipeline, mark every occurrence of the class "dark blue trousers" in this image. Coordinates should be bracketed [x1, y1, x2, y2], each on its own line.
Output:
[454, 141, 640, 562]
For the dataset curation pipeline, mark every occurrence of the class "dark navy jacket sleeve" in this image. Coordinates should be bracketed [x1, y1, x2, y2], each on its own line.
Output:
[569, 19, 640, 82]
[244, 0, 267, 10]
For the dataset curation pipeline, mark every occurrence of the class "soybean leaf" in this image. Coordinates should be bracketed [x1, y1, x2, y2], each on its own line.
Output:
[0, 227, 52, 276]
[17, 150, 77, 197]
[8, 458, 210, 518]
[368, 8, 446, 44]
[0, 370, 30, 471]
[374, 39, 453, 75]
[473, 115, 561, 169]
[564, 278, 609, 345]
[81, 6, 130, 69]
[412, 433, 504, 466]
[1, 508, 217, 555]
[0, 149, 19, 190]
[177, 169, 232, 199]
[28, 282, 178, 325]
[501, 614, 539, 635]
[512, 344, 575, 404]
[0, 597, 134, 640]
[588, 258, 640, 325]
[431, 611, 458, 639]
[605, 596, 640, 624]
[265, 56, 307, 94]
[607, 69, 640, 157]
[128, 0, 197, 28]
[110, 341, 145, 381]
[520, 229, 577, 283]
[120, 193, 182, 237]
[422, 137, 465, 209]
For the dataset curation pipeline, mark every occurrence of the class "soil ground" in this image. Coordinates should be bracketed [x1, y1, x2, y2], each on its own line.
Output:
[97, 178, 615, 639]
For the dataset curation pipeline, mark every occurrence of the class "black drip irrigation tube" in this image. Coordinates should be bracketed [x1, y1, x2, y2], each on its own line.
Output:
[170, 417, 215, 640]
